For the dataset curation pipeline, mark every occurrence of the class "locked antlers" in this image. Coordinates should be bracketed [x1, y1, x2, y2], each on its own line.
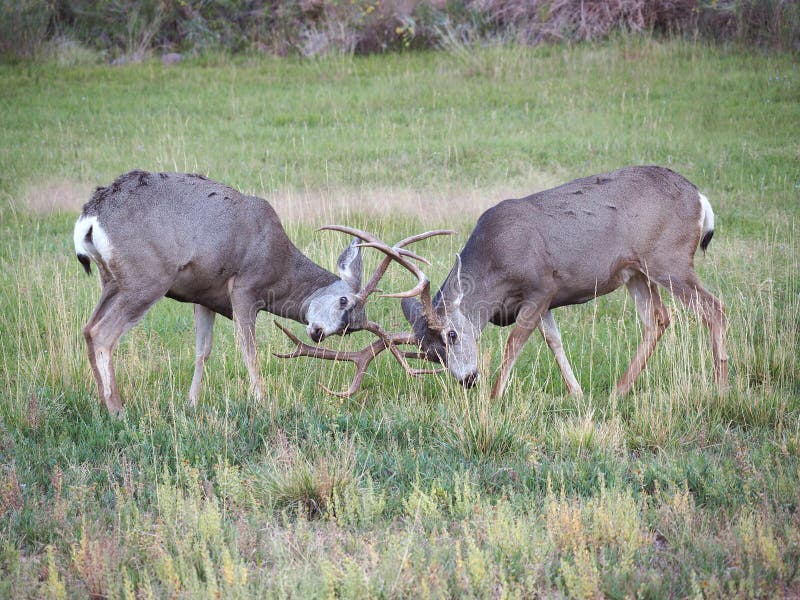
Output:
[274, 227, 453, 397]
[322, 225, 448, 330]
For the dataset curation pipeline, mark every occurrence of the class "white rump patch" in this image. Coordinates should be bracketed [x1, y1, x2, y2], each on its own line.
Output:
[698, 192, 714, 236]
[73, 215, 114, 265]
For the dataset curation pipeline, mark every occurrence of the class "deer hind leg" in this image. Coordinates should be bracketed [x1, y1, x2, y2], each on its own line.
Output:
[615, 273, 671, 396]
[83, 287, 163, 416]
[188, 304, 216, 407]
[491, 299, 552, 399]
[228, 281, 265, 402]
[538, 310, 583, 397]
[663, 273, 729, 394]
[83, 284, 119, 412]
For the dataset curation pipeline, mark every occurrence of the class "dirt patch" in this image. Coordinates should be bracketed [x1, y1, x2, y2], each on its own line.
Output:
[18, 179, 94, 215]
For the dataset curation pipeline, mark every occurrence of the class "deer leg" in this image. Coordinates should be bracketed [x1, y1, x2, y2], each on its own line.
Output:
[188, 304, 216, 407]
[83, 289, 162, 416]
[664, 273, 729, 394]
[491, 301, 550, 399]
[538, 310, 583, 397]
[615, 273, 670, 396]
[84, 287, 118, 413]
[83, 283, 119, 406]
[229, 282, 265, 402]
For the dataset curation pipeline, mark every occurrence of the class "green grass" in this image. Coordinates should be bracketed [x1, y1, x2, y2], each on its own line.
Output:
[1, 39, 799, 598]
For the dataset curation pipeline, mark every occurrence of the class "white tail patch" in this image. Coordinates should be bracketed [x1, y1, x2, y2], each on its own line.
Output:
[73, 215, 114, 266]
[698, 192, 714, 236]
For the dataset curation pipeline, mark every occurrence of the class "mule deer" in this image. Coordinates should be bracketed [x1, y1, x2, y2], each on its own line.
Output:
[74, 170, 447, 415]
[397, 166, 729, 398]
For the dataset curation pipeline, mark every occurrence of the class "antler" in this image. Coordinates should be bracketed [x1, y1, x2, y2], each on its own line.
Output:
[320, 225, 450, 329]
[273, 321, 443, 398]
[274, 226, 453, 397]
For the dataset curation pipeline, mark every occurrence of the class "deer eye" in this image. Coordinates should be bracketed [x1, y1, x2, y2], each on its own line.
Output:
[447, 330, 458, 342]
[339, 296, 349, 308]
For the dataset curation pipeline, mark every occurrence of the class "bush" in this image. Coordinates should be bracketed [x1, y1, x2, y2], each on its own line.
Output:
[0, 0, 52, 59]
[0, 0, 796, 61]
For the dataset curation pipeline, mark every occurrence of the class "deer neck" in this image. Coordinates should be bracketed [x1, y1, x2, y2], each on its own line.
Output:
[266, 247, 339, 324]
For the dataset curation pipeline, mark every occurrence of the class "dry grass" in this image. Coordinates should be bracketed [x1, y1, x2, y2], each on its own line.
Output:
[16, 171, 563, 227]
[266, 171, 565, 225]
[17, 179, 94, 215]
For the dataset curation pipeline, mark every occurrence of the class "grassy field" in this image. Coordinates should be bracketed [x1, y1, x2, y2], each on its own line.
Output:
[1, 38, 799, 598]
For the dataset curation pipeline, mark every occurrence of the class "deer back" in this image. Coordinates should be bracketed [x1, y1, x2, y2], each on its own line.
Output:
[457, 165, 705, 312]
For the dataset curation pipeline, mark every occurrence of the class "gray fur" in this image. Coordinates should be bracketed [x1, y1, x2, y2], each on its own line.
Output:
[76, 170, 367, 414]
[404, 165, 728, 397]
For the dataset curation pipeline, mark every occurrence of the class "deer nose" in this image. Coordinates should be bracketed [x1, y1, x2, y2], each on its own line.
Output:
[459, 371, 479, 389]
[309, 327, 325, 343]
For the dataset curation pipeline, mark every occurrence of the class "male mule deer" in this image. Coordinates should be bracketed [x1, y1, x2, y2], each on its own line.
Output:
[399, 166, 729, 398]
[73, 170, 442, 415]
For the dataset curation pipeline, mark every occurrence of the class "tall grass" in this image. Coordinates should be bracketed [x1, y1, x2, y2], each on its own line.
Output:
[0, 40, 798, 597]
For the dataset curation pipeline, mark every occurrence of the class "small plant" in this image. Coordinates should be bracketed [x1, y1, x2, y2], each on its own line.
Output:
[333, 474, 387, 527]
[250, 431, 357, 518]
[442, 380, 527, 460]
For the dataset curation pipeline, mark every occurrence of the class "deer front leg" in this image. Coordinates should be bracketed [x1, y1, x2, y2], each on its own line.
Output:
[538, 310, 583, 397]
[491, 300, 551, 399]
[188, 304, 216, 407]
[229, 281, 265, 402]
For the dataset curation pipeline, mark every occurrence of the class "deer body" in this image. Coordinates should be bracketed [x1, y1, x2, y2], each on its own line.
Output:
[74, 171, 366, 415]
[402, 166, 729, 397]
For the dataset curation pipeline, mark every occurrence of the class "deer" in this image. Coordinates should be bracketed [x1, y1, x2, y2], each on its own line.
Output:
[74, 170, 449, 415]
[391, 166, 729, 398]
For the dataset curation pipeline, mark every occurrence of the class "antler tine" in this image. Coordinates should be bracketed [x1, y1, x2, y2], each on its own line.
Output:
[368, 230, 455, 267]
[318, 225, 384, 246]
[394, 229, 456, 249]
[354, 241, 427, 290]
[321, 225, 454, 250]
[380, 276, 430, 299]
[385, 230, 454, 331]
[356, 243, 430, 266]
[356, 230, 456, 271]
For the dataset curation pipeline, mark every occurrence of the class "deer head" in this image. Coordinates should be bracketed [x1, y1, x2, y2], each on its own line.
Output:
[304, 238, 367, 342]
[399, 254, 480, 388]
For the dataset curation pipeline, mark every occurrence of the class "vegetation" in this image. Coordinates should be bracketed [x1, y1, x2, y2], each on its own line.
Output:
[1, 0, 798, 62]
[1, 38, 799, 597]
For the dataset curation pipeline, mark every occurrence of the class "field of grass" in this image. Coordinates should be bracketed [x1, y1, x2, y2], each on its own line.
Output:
[1, 38, 799, 598]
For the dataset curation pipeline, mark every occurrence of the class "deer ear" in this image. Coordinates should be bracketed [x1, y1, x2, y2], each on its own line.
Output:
[337, 238, 362, 291]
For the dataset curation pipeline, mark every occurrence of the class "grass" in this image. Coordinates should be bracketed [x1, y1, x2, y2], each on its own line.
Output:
[0, 38, 799, 597]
